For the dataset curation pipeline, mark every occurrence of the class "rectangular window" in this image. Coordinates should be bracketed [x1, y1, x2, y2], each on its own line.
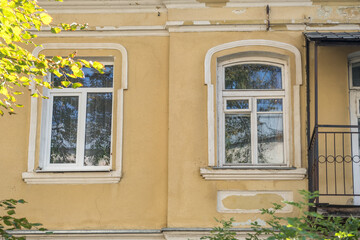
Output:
[218, 61, 287, 167]
[40, 63, 114, 171]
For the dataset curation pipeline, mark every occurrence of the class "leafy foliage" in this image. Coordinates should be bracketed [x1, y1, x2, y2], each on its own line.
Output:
[201, 218, 237, 240]
[0, 199, 46, 240]
[0, 0, 104, 115]
[247, 190, 360, 240]
[204, 191, 360, 240]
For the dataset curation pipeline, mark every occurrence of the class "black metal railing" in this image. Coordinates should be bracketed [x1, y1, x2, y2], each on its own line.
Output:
[309, 125, 360, 205]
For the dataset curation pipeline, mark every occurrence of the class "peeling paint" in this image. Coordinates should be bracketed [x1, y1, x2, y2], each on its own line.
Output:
[232, 9, 247, 15]
[183, 21, 194, 25]
[222, 194, 284, 210]
[233, 219, 266, 227]
[337, 7, 360, 20]
[317, 6, 333, 19]
[197, 0, 228, 7]
[193, 21, 211, 25]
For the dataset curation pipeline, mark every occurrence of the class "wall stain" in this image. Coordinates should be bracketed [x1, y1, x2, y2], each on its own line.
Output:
[337, 7, 360, 20]
[222, 194, 284, 210]
[197, 0, 228, 7]
[232, 9, 247, 15]
[317, 6, 333, 19]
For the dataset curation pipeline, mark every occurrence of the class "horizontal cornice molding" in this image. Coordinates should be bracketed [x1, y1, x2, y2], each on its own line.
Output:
[39, 0, 314, 13]
[200, 168, 307, 180]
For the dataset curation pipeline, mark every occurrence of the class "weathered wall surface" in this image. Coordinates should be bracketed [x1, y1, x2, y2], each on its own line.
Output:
[0, 0, 359, 234]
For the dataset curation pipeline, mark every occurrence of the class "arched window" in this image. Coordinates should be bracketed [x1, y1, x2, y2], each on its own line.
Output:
[217, 58, 289, 167]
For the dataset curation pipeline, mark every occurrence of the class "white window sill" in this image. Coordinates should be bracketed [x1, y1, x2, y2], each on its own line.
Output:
[22, 171, 121, 184]
[200, 167, 307, 180]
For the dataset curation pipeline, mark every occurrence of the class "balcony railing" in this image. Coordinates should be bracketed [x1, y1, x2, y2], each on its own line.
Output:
[309, 125, 360, 205]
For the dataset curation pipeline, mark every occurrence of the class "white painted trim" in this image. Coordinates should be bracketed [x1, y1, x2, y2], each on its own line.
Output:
[204, 39, 303, 170]
[306, 24, 360, 31]
[8, 229, 263, 240]
[38, 0, 165, 14]
[25, 43, 127, 184]
[22, 171, 121, 184]
[34, 30, 169, 37]
[168, 25, 266, 33]
[32, 43, 128, 89]
[349, 91, 360, 204]
[226, 1, 312, 7]
[200, 167, 307, 180]
[349, 53, 360, 204]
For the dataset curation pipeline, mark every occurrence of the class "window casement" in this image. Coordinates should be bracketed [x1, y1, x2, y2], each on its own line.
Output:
[217, 59, 288, 167]
[23, 43, 127, 184]
[349, 57, 360, 90]
[40, 63, 114, 172]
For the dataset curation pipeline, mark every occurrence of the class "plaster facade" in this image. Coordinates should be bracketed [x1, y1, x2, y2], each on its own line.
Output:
[0, 0, 360, 239]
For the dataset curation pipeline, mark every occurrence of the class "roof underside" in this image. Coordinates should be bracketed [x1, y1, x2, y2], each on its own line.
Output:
[305, 32, 360, 44]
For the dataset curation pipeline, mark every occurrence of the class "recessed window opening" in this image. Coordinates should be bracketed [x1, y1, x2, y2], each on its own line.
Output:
[218, 60, 287, 167]
[40, 62, 114, 172]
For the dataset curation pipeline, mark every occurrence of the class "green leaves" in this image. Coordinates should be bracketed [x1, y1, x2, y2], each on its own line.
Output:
[201, 218, 237, 240]
[0, 199, 45, 239]
[0, 0, 105, 115]
[39, 13, 52, 25]
[245, 190, 360, 240]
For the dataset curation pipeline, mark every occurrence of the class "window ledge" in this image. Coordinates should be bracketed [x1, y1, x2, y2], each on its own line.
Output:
[22, 171, 121, 184]
[200, 167, 307, 180]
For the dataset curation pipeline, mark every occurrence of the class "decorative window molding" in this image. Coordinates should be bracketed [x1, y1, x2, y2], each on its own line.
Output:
[201, 39, 305, 180]
[23, 43, 128, 184]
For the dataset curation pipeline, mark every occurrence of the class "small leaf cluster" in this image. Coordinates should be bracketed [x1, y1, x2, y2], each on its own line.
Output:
[201, 218, 237, 240]
[203, 191, 360, 240]
[0, 199, 45, 240]
[247, 190, 360, 240]
[0, 0, 104, 115]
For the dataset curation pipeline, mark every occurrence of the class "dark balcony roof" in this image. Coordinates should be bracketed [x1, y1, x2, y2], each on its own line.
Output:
[304, 32, 360, 45]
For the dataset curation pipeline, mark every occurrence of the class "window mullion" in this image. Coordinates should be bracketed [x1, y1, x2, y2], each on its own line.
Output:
[251, 97, 258, 164]
[76, 92, 87, 167]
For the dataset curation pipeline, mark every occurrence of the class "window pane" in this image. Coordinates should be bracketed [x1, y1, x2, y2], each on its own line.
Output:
[226, 99, 249, 110]
[225, 114, 251, 164]
[257, 114, 284, 164]
[50, 96, 79, 163]
[353, 64, 360, 87]
[84, 93, 112, 166]
[225, 64, 282, 90]
[53, 65, 113, 88]
[257, 99, 283, 112]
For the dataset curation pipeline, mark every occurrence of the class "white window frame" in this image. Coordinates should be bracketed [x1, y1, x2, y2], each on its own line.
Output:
[23, 43, 128, 184]
[39, 62, 114, 172]
[349, 57, 360, 90]
[348, 52, 360, 204]
[217, 58, 289, 168]
[201, 40, 306, 181]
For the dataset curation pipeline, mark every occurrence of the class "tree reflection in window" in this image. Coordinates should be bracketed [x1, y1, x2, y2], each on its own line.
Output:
[225, 115, 251, 163]
[221, 63, 285, 165]
[84, 93, 112, 166]
[50, 96, 78, 163]
[48, 65, 113, 168]
[52, 66, 113, 88]
[225, 64, 281, 90]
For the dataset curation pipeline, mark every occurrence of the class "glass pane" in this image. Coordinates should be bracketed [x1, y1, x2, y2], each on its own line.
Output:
[257, 114, 284, 164]
[225, 64, 282, 90]
[226, 99, 249, 110]
[50, 96, 79, 163]
[352, 64, 360, 87]
[225, 114, 251, 164]
[53, 65, 113, 88]
[257, 99, 283, 112]
[84, 93, 112, 166]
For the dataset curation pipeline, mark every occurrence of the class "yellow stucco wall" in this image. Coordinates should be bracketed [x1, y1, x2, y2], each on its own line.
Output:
[0, 0, 359, 233]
